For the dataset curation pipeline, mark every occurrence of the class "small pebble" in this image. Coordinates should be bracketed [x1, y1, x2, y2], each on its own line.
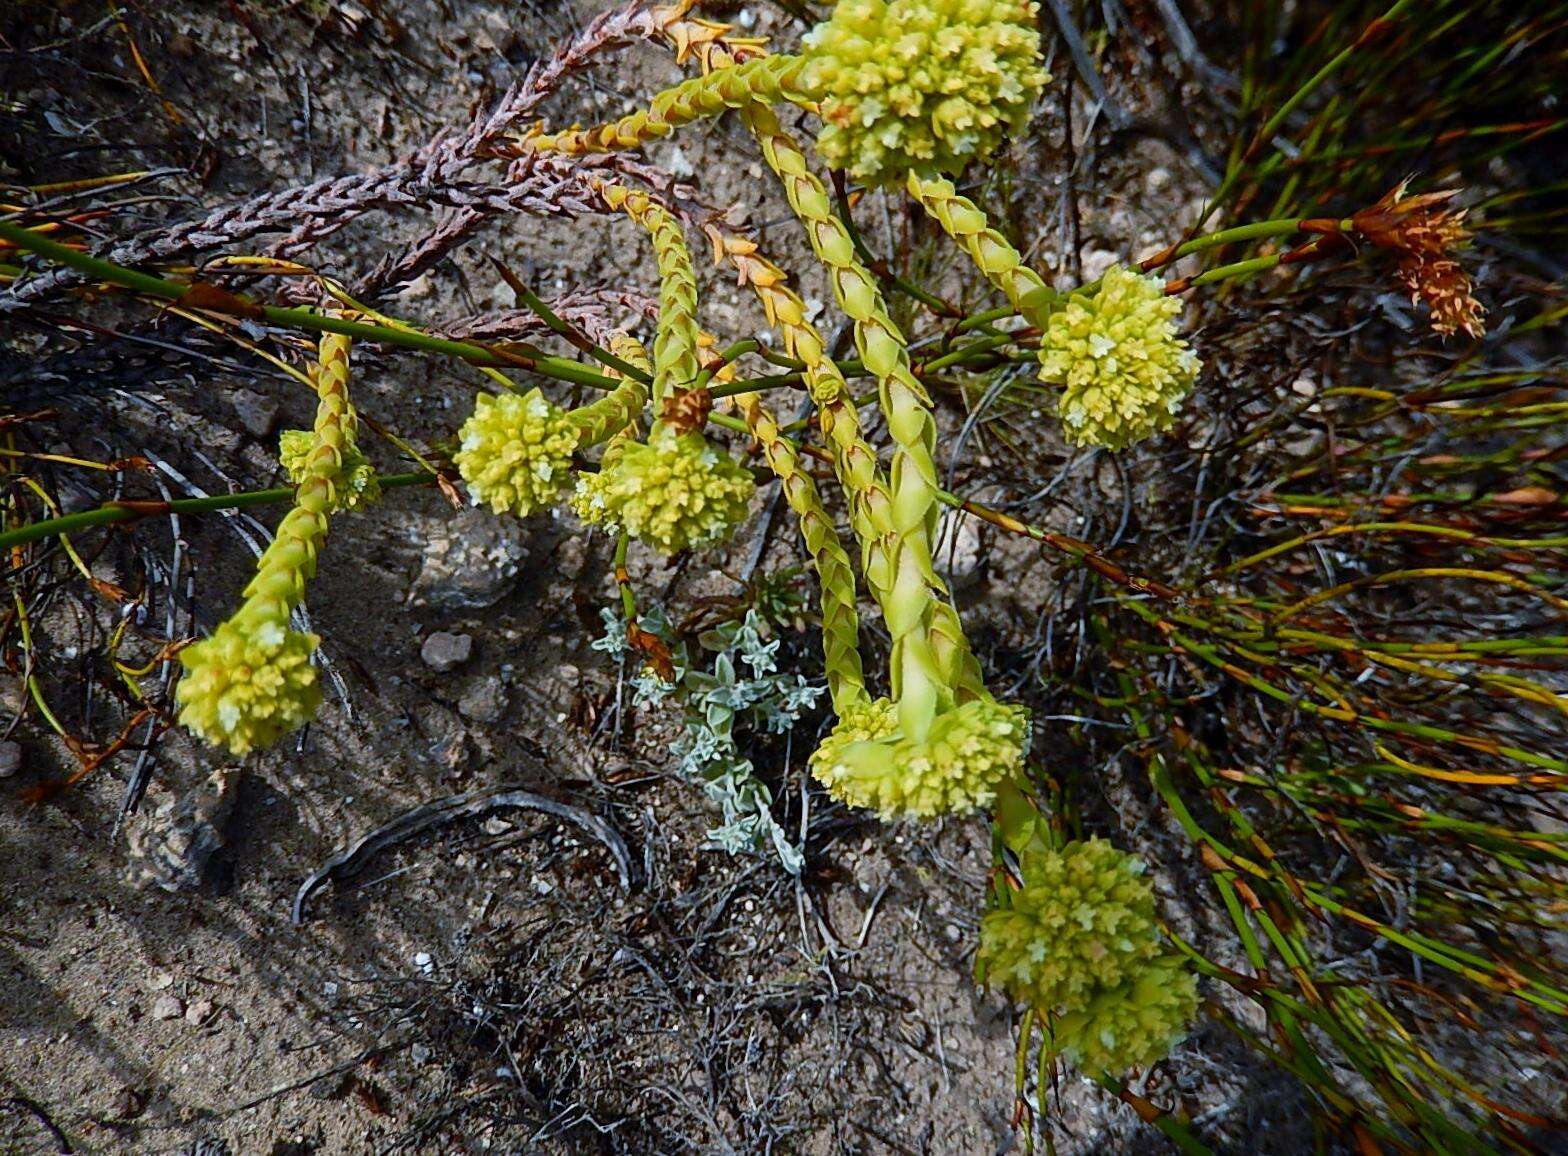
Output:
[458, 676, 508, 723]
[110, 1087, 147, 1120]
[421, 631, 473, 672]
[407, 508, 527, 611]
[185, 999, 215, 1025]
[0, 740, 21, 778]
[228, 388, 281, 438]
[152, 994, 185, 1021]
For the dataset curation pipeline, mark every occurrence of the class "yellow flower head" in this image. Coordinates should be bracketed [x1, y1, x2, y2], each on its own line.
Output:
[279, 429, 380, 511]
[1037, 266, 1200, 449]
[454, 389, 581, 516]
[1051, 955, 1199, 1075]
[802, 0, 1047, 185]
[176, 620, 321, 756]
[809, 695, 1030, 818]
[977, 837, 1162, 1011]
[572, 426, 754, 554]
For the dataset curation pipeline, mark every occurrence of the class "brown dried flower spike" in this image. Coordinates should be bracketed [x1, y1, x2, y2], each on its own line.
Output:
[1353, 182, 1485, 339]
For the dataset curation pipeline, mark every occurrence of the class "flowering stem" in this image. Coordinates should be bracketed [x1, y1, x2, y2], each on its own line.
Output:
[706, 410, 1178, 602]
[744, 102, 966, 729]
[590, 181, 703, 411]
[835, 173, 964, 317]
[905, 172, 1050, 325]
[733, 388, 867, 713]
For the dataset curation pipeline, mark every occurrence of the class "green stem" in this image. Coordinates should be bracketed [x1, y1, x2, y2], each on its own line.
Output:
[1143, 217, 1347, 269]
[0, 219, 623, 391]
[0, 472, 432, 551]
[498, 272, 652, 383]
[1205, 0, 1415, 219]
[692, 339, 760, 391]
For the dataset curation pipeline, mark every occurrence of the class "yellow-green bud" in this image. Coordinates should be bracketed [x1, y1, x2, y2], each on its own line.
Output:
[1037, 266, 1200, 449]
[810, 695, 1030, 818]
[977, 837, 1162, 1012]
[1051, 956, 1199, 1075]
[176, 620, 321, 757]
[571, 427, 754, 555]
[279, 429, 380, 511]
[801, 0, 1047, 185]
[454, 389, 581, 516]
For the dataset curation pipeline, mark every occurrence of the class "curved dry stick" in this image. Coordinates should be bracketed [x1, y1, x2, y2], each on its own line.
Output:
[292, 784, 634, 924]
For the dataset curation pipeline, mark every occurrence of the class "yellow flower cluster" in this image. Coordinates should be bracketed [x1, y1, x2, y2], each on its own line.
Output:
[977, 837, 1198, 1075]
[572, 427, 754, 555]
[1051, 956, 1199, 1076]
[454, 389, 582, 516]
[978, 838, 1161, 1008]
[175, 619, 321, 756]
[1037, 266, 1200, 449]
[801, 0, 1046, 185]
[279, 429, 380, 510]
[809, 694, 1030, 818]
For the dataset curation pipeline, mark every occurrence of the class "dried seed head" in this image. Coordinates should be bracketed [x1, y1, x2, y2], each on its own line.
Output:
[660, 386, 714, 434]
[1354, 182, 1485, 339]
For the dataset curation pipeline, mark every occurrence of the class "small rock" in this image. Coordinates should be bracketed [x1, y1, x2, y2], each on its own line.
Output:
[416, 703, 471, 769]
[110, 1086, 147, 1121]
[421, 631, 473, 672]
[125, 769, 241, 893]
[149, 971, 175, 991]
[1080, 247, 1121, 284]
[152, 994, 185, 1021]
[457, 676, 508, 723]
[229, 388, 280, 438]
[401, 272, 435, 301]
[664, 144, 696, 179]
[0, 739, 20, 778]
[408, 507, 528, 612]
[185, 999, 215, 1025]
